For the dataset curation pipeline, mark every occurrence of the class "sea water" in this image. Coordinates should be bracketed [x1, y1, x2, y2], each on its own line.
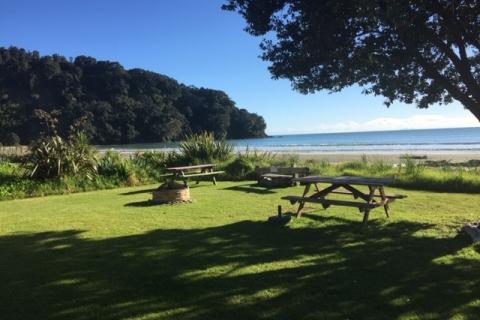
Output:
[97, 127, 480, 154]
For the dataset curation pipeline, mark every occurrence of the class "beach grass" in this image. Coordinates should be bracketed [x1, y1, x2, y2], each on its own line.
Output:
[0, 181, 479, 319]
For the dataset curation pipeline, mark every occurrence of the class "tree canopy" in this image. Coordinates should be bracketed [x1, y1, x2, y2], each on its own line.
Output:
[0, 47, 266, 145]
[223, 0, 480, 120]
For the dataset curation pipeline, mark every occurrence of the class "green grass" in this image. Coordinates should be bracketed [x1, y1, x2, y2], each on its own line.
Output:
[0, 181, 479, 319]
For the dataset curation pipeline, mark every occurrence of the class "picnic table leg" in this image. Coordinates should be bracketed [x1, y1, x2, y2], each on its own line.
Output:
[296, 183, 311, 218]
[362, 186, 377, 226]
[210, 168, 217, 185]
[379, 186, 390, 218]
[179, 171, 188, 187]
[362, 209, 370, 225]
[196, 168, 205, 185]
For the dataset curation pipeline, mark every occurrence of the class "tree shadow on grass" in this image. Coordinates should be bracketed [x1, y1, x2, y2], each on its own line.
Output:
[124, 200, 161, 207]
[222, 183, 278, 194]
[120, 188, 157, 196]
[0, 219, 477, 320]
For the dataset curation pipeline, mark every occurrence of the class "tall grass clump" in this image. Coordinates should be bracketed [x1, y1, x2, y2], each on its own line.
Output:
[337, 154, 368, 172]
[400, 157, 425, 177]
[305, 159, 336, 175]
[180, 132, 234, 164]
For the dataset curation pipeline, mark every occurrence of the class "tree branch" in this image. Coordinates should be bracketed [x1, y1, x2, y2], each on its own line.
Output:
[421, 26, 480, 103]
[429, 0, 480, 51]
[416, 53, 480, 120]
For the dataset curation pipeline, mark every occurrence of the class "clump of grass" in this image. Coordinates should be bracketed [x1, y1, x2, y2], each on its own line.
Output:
[400, 157, 425, 177]
[239, 147, 276, 165]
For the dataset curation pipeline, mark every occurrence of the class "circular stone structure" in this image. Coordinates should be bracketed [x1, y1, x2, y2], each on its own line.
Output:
[152, 184, 191, 204]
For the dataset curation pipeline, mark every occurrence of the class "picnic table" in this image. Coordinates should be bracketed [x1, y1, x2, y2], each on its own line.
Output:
[282, 176, 406, 226]
[165, 164, 224, 187]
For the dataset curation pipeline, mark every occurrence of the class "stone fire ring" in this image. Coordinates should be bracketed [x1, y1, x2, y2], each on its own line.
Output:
[152, 183, 191, 204]
[463, 222, 480, 243]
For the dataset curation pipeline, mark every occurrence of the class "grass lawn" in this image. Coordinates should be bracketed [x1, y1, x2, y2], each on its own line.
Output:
[0, 181, 479, 319]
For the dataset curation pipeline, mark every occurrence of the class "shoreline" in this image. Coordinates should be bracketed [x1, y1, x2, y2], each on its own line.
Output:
[97, 147, 480, 163]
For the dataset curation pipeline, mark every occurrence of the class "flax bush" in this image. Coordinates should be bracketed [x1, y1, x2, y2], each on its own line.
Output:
[25, 132, 97, 179]
[180, 132, 234, 164]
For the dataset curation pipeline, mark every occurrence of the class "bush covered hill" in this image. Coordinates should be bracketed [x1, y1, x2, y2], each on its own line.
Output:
[0, 47, 267, 145]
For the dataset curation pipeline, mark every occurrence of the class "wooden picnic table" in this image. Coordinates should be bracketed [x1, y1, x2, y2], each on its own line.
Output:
[282, 176, 406, 226]
[165, 164, 223, 187]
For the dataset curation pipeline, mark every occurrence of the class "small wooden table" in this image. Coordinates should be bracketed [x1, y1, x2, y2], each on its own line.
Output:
[166, 164, 223, 187]
[282, 176, 406, 226]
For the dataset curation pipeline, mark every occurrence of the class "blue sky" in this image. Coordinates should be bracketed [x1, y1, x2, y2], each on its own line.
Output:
[1, 0, 478, 135]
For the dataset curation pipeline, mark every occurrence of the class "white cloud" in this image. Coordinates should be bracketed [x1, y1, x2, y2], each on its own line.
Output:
[268, 114, 480, 135]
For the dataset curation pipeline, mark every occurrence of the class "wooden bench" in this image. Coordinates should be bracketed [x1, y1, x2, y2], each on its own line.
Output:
[256, 166, 310, 187]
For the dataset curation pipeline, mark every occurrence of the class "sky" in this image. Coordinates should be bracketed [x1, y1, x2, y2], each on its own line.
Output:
[1, 0, 479, 135]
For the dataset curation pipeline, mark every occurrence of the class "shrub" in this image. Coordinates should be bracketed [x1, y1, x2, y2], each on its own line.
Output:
[2, 132, 21, 146]
[225, 157, 257, 179]
[25, 132, 97, 179]
[180, 132, 234, 164]
[131, 151, 167, 171]
[97, 150, 131, 180]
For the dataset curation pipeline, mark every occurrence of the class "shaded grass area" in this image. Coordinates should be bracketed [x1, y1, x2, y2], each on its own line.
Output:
[0, 181, 479, 319]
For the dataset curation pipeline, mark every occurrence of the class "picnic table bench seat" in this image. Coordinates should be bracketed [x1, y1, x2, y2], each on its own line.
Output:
[179, 170, 224, 178]
[256, 166, 310, 187]
[282, 195, 381, 210]
[328, 190, 407, 200]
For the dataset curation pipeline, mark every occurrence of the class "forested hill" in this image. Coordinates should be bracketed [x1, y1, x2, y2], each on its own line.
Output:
[0, 47, 267, 145]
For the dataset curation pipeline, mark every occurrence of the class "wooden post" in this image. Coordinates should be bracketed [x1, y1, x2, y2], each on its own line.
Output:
[379, 186, 390, 218]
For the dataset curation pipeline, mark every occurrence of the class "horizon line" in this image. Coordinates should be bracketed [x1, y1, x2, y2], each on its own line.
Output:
[266, 125, 480, 137]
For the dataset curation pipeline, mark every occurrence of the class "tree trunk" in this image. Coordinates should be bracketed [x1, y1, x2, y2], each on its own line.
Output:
[464, 102, 480, 122]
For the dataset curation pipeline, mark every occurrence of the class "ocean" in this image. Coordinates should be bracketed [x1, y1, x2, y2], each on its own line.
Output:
[97, 127, 480, 154]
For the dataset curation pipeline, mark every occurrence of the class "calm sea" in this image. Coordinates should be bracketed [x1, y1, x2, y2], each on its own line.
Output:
[97, 127, 480, 154]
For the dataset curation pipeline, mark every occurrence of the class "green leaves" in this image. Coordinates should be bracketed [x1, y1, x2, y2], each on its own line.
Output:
[179, 132, 234, 164]
[225, 0, 480, 119]
[25, 132, 98, 179]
